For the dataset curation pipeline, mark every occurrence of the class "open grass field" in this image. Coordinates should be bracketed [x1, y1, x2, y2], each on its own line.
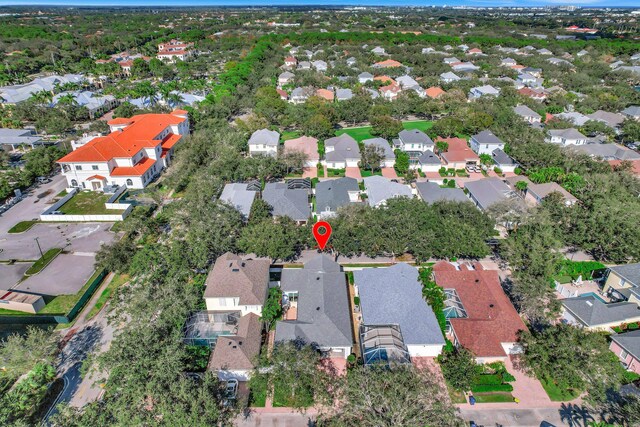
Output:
[473, 392, 514, 403]
[58, 191, 112, 215]
[336, 120, 434, 143]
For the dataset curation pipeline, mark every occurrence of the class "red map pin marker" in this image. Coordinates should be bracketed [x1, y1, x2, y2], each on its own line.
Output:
[312, 221, 332, 251]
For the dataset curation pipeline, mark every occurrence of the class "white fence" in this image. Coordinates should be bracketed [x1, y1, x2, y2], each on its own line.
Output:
[40, 187, 133, 222]
[555, 281, 578, 299]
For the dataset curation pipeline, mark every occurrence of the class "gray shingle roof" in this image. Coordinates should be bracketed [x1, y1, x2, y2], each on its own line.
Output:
[204, 252, 270, 305]
[248, 128, 280, 147]
[362, 138, 395, 160]
[363, 175, 412, 207]
[0, 128, 42, 146]
[354, 264, 445, 347]
[563, 296, 640, 327]
[513, 105, 541, 120]
[262, 183, 310, 221]
[472, 130, 504, 146]
[622, 106, 640, 117]
[276, 255, 353, 348]
[491, 148, 517, 166]
[464, 178, 513, 210]
[609, 263, 640, 287]
[572, 144, 640, 161]
[398, 129, 433, 146]
[315, 177, 359, 214]
[548, 128, 587, 140]
[324, 134, 361, 163]
[611, 330, 640, 360]
[415, 181, 469, 204]
[220, 183, 257, 219]
[417, 150, 441, 165]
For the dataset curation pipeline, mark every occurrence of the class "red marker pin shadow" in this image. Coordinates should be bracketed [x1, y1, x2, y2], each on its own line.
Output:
[312, 221, 332, 251]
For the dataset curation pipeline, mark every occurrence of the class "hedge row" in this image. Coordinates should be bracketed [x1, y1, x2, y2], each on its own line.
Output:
[471, 384, 514, 393]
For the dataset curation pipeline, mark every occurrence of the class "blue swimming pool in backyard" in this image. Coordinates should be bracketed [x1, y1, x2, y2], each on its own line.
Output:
[579, 292, 606, 303]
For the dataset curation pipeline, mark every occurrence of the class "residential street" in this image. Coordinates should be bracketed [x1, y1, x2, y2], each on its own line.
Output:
[42, 274, 117, 424]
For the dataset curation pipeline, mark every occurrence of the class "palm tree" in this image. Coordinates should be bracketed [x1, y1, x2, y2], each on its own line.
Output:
[165, 92, 184, 108]
[30, 90, 53, 106]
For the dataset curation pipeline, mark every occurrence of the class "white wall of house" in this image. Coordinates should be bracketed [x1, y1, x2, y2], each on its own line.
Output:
[205, 297, 263, 317]
[248, 144, 278, 157]
[320, 346, 352, 359]
[547, 135, 587, 146]
[407, 344, 444, 357]
[418, 164, 442, 172]
[470, 138, 504, 155]
[382, 159, 395, 168]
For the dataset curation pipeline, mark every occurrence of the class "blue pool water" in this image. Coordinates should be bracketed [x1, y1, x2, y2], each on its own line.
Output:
[579, 292, 606, 303]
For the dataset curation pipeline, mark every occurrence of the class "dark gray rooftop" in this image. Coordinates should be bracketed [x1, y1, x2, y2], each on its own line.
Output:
[492, 148, 517, 166]
[220, 183, 257, 219]
[354, 264, 445, 347]
[415, 181, 470, 204]
[472, 130, 504, 146]
[563, 296, 640, 327]
[611, 330, 640, 360]
[275, 255, 353, 348]
[398, 129, 434, 146]
[362, 138, 395, 160]
[464, 178, 513, 210]
[417, 150, 441, 165]
[609, 263, 640, 287]
[315, 177, 359, 214]
[262, 183, 310, 222]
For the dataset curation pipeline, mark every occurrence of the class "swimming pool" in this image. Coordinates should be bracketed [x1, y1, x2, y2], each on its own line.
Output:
[579, 292, 606, 303]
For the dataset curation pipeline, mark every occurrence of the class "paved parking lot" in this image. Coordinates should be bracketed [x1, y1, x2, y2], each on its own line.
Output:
[0, 174, 66, 234]
[0, 263, 31, 289]
[0, 222, 116, 261]
[16, 253, 96, 296]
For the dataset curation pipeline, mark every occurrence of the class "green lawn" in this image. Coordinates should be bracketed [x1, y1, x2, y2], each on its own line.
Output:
[272, 381, 314, 408]
[8, 220, 38, 233]
[473, 392, 514, 403]
[280, 130, 301, 141]
[540, 376, 580, 402]
[402, 120, 434, 133]
[25, 248, 62, 276]
[58, 191, 113, 215]
[0, 307, 33, 315]
[360, 168, 382, 177]
[327, 168, 345, 177]
[335, 120, 434, 143]
[87, 273, 129, 319]
[39, 270, 105, 315]
[447, 384, 467, 404]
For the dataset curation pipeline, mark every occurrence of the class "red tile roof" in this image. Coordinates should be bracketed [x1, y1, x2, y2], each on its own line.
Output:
[433, 261, 527, 358]
[58, 113, 186, 164]
[438, 137, 479, 164]
[425, 86, 445, 99]
[374, 75, 396, 85]
[110, 156, 155, 177]
[374, 59, 403, 68]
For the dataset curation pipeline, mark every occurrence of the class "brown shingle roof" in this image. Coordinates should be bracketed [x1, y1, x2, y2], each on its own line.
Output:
[208, 313, 262, 372]
[204, 253, 270, 305]
[433, 261, 527, 358]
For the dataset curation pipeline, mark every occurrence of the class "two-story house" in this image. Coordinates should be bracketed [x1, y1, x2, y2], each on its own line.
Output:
[546, 128, 588, 146]
[203, 252, 271, 316]
[248, 129, 280, 157]
[470, 130, 505, 155]
[57, 110, 189, 190]
[393, 129, 434, 164]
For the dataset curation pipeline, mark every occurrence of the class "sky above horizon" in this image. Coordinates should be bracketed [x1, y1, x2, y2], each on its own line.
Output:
[0, 0, 638, 8]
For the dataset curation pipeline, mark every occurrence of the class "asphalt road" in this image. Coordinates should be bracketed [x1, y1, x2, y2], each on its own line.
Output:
[43, 275, 117, 425]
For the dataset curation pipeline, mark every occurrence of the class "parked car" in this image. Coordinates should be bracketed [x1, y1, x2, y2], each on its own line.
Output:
[36, 176, 51, 184]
